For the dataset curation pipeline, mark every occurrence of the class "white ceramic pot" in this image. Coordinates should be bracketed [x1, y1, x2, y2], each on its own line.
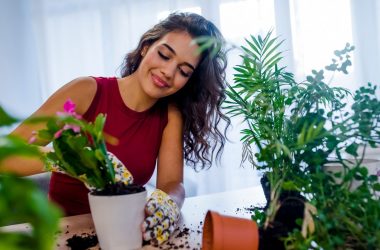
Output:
[88, 190, 147, 250]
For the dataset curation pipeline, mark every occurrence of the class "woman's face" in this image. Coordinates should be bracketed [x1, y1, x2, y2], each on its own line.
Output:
[136, 31, 201, 99]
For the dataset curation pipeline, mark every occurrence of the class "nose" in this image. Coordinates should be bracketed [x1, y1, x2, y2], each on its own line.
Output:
[161, 62, 177, 80]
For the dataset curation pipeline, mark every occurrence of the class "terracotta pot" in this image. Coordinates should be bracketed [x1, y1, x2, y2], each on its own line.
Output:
[88, 190, 147, 250]
[202, 210, 259, 250]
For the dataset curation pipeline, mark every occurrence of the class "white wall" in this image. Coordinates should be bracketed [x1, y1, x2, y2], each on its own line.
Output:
[351, 0, 380, 89]
[0, 0, 42, 119]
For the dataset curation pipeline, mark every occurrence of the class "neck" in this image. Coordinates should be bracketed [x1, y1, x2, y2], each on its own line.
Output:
[118, 74, 157, 112]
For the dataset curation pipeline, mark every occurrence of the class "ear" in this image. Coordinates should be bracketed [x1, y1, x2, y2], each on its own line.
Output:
[141, 46, 148, 57]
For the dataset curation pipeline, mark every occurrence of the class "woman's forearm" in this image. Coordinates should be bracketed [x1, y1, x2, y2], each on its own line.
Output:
[0, 146, 51, 176]
[0, 155, 46, 176]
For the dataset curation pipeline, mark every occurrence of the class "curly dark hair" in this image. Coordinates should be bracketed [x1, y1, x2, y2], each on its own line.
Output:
[120, 12, 230, 170]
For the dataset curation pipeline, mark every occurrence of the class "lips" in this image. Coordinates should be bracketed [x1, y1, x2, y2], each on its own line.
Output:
[151, 74, 169, 88]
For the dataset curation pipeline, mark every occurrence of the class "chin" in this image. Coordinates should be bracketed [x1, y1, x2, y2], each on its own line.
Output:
[144, 87, 168, 100]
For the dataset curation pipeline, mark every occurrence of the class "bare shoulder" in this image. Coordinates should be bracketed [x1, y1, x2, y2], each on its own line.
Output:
[167, 102, 183, 122]
[11, 77, 98, 143]
[41, 76, 98, 115]
[67, 76, 97, 93]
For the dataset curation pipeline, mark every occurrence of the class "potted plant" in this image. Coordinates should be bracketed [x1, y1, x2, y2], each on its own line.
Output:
[34, 99, 147, 250]
[0, 106, 62, 250]
[222, 31, 380, 249]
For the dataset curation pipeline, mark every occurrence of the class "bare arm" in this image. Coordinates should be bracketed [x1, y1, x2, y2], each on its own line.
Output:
[156, 103, 185, 209]
[0, 77, 97, 176]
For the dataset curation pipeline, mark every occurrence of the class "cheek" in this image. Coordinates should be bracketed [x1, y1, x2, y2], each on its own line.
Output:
[173, 76, 189, 90]
[141, 53, 161, 70]
[137, 57, 158, 82]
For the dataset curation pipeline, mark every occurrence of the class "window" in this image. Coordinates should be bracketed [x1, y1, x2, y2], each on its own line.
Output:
[289, 0, 354, 86]
[220, 0, 275, 44]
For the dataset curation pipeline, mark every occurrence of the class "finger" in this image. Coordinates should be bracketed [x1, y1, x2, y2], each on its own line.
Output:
[84, 182, 96, 191]
[142, 214, 161, 232]
[108, 152, 134, 185]
[48, 164, 66, 174]
[145, 199, 158, 215]
[114, 166, 133, 185]
[159, 205, 178, 225]
[143, 223, 164, 241]
[143, 228, 154, 241]
[143, 216, 171, 232]
[168, 224, 176, 235]
[161, 217, 171, 231]
[154, 230, 170, 245]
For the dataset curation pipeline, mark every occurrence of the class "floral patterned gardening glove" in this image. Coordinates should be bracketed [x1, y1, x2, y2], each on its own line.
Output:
[48, 151, 133, 190]
[142, 189, 180, 245]
[104, 151, 134, 186]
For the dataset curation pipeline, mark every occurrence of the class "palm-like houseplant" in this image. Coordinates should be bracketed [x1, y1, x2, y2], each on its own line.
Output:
[224, 31, 380, 249]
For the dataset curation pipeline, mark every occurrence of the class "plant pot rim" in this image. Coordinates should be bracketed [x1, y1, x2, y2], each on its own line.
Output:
[89, 185, 146, 196]
[89, 189, 146, 196]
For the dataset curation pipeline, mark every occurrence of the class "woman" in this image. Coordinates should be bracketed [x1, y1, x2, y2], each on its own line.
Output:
[2, 12, 230, 244]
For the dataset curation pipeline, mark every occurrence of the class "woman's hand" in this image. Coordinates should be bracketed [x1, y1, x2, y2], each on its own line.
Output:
[142, 189, 180, 245]
[47, 151, 134, 189]
[106, 151, 133, 186]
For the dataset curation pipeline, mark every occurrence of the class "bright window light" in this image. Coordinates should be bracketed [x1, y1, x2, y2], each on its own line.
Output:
[289, 0, 354, 82]
[157, 6, 201, 21]
[220, 0, 275, 44]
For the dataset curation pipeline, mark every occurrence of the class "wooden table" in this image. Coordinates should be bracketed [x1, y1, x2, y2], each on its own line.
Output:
[2, 186, 266, 249]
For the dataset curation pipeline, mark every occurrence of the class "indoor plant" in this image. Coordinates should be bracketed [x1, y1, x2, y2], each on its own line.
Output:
[0, 106, 62, 250]
[35, 99, 146, 250]
[223, 31, 380, 249]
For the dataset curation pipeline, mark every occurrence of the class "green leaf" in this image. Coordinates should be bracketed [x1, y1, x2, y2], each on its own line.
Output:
[373, 183, 380, 191]
[244, 38, 260, 58]
[282, 181, 299, 191]
[345, 142, 359, 157]
[37, 130, 53, 141]
[357, 166, 368, 177]
[0, 174, 62, 250]
[0, 106, 18, 126]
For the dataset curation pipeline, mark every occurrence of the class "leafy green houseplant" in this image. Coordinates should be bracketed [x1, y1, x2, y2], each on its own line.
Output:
[34, 99, 146, 249]
[224, 31, 380, 249]
[36, 99, 122, 191]
[0, 106, 62, 250]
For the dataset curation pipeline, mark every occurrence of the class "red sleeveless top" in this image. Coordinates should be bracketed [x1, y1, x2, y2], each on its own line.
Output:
[48, 77, 168, 215]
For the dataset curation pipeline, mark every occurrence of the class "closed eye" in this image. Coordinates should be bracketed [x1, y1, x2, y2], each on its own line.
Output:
[179, 68, 191, 78]
[158, 51, 170, 60]
[158, 48, 193, 77]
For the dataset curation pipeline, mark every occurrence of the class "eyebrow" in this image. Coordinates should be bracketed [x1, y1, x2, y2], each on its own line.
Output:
[162, 43, 196, 71]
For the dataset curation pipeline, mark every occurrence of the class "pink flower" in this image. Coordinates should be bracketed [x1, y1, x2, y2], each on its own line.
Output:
[54, 129, 63, 139]
[54, 125, 81, 139]
[56, 99, 82, 119]
[53, 99, 83, 139]
[64, 99, 76, 113]
[28, 131, 37, 144]
[377, 170, 380, 177]
[28, 136, 36, 144]
[63, 124, 81, 133]
[56, 111, 67, 117]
